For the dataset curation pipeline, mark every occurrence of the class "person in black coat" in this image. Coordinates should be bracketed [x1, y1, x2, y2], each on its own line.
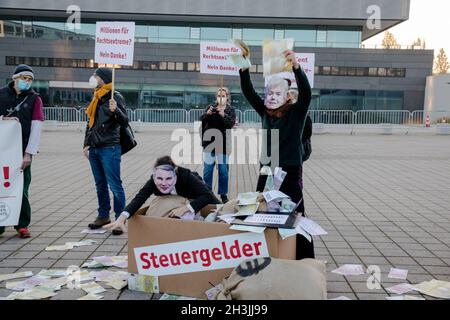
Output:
[104, 156, 221, 233]
[239, 49, 315, 259]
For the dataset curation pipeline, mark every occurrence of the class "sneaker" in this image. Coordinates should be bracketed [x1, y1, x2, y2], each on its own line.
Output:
[88, 217, 111, 230]
[220, 194, 229, 204]
[112, 228, 123, 236]
[17, 228, 31, 239]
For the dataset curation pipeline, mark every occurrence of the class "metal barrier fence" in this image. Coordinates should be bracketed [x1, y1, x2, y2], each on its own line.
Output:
[309, 110, 354, 124]
[44, 107, 80, 122]
[134, 109, 188, 123]
[41, 107, 450, 126]
[355, 110, 410, 125]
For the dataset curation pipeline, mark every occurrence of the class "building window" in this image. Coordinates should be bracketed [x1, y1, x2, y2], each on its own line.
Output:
[331, 66, 339, 76]
[378, 68, 387, 77]
[201, 27, 231, 41]
[232, 28, 243, 40]
[167, 62, 175, 71]
[187, 62, 196, 71]
[159, 62, 167, 70]
[190, 27, 200, 39]
[176, 62, 184, 71]
[369, 67, 378, 76]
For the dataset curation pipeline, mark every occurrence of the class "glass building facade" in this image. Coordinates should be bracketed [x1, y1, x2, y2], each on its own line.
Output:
[1, 19, 406, 110]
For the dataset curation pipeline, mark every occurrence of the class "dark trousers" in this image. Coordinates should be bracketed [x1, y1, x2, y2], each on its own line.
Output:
[256, 165, 315, 260]
[0, 163, 32, 233]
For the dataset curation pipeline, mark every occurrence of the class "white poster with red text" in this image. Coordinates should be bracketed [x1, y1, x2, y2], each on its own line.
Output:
[95, 21, 135, 66]
[265, 53, 315, 88]
[134, 233, 269, 276]
[200, 41, 242, 76]
[0, 121, 23, 226]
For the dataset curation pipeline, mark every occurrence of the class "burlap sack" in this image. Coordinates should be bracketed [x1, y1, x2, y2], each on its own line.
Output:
[214, 258, 327, 300]
[146, 195, 190, 217]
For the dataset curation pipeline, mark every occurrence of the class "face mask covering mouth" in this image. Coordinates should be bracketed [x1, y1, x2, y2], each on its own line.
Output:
[17, 79, 31, 91]
[88, 76, 98, 88]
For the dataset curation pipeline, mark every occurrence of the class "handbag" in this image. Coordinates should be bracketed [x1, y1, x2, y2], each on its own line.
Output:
[120, 123, 137, 155]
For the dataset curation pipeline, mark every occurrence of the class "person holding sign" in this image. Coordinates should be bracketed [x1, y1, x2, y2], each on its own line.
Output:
[200, 87, 237, 204]
[103, 156, 221, 234]
[83, 68, 129, 235]
[238, 45, 314, 259]
[0, 64, 44, 238]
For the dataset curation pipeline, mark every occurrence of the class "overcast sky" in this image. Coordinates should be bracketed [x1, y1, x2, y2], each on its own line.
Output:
[363, 0, 449, 57]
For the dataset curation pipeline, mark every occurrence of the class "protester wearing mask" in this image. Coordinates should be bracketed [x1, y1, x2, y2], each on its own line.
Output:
[103, 156, 221, 233]
[200, 87, 236, 204]
[0, 64, 45, 238]
[83, 68, 129, 235]
[239, 48, 314, 259]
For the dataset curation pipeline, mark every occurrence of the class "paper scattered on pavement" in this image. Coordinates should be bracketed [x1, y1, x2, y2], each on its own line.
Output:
[386, 283, 415, 295]
[388, 268, 408, 280]
[128, 273, 159, 294]
[37, 270, 67, 278]
[329, 296, 352, 300]
[229, 224, 266, 233]
[386, 295, 425, 300]
[6, 287, 57, 300]
[81, 229, 107, 234]
[331, 264, 365, 276]
[159, 293, 196, 300]
[80, 282, 106, 295]
[45, 239, 96, 251]
[6, 275, 50, 291]
[0, 271, 33, 283]
[412, 279, 450, 299]
[77, 293, 104, 300]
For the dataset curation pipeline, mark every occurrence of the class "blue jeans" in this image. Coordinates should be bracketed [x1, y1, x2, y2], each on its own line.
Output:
[203, 152, 229, 196]
[88, 145, 126, 219]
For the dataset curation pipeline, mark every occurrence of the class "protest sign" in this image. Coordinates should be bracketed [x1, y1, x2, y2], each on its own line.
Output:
[0, 121, 23, 227]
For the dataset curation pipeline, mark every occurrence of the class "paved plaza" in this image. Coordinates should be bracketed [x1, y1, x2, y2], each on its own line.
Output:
[0, 125, 449, 300]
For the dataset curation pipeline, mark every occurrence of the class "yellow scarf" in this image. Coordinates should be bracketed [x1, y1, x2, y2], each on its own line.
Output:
[86, 83, 113, 128]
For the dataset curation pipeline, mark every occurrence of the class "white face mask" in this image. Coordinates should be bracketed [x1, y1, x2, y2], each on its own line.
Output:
[88, 76, 98, 88]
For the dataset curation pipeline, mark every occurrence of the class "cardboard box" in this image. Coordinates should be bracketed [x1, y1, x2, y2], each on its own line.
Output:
[128, 206, 296, 299]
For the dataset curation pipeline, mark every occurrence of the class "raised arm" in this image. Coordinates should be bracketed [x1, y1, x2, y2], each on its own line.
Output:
[239, 69, 266, 117]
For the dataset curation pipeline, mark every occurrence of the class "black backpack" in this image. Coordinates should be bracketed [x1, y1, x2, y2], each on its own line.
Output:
[302, 115, 312, 162]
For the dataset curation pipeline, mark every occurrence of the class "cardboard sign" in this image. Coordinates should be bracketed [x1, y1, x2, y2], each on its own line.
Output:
[265, 53, 315, 88]
[95, 21, 135, 66]
[200, 41, 241, 76]
[0, 121, 24, 226]
[134, 232, 269, 276]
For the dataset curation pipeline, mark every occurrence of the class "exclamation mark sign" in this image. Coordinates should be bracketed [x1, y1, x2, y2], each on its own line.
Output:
[3, 167, 10, 188]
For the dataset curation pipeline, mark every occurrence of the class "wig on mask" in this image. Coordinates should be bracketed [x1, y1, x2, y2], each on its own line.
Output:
[264, 76, 289, 105]
[153, 156, 177, 176]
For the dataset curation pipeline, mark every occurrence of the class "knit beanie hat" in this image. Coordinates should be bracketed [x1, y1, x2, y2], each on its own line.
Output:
[12, 64, 34, 80]
[95, 67, 112, 84]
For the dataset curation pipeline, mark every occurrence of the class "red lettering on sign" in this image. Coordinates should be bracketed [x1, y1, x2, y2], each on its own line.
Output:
[159, 254, 169, 267]
[181, 251, 192, 264]
[140, 253, 151, 269]
[242, 243, 253, 257]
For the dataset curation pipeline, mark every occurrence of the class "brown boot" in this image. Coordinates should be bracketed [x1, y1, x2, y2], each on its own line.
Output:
[88, 217, 111, 230]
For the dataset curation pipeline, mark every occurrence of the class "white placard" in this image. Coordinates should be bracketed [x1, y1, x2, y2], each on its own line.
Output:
[265, 53, 315, 88]
[0, 121, 23, 226]
[200, 41, 241, 76]
[134, 233, 269, 276]
[95, 21, 135, 66]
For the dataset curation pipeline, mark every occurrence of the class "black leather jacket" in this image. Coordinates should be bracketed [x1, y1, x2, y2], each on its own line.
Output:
[83, 91, 128, 148]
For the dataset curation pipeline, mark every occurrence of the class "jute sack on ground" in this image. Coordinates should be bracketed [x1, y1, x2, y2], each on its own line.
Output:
[214, 258, 327, 300]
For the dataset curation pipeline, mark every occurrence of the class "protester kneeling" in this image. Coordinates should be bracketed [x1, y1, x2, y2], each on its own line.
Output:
[103, 156, 221, 233]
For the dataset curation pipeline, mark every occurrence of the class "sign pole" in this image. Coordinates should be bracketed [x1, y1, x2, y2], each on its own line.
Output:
[111, 64, 115, 100]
